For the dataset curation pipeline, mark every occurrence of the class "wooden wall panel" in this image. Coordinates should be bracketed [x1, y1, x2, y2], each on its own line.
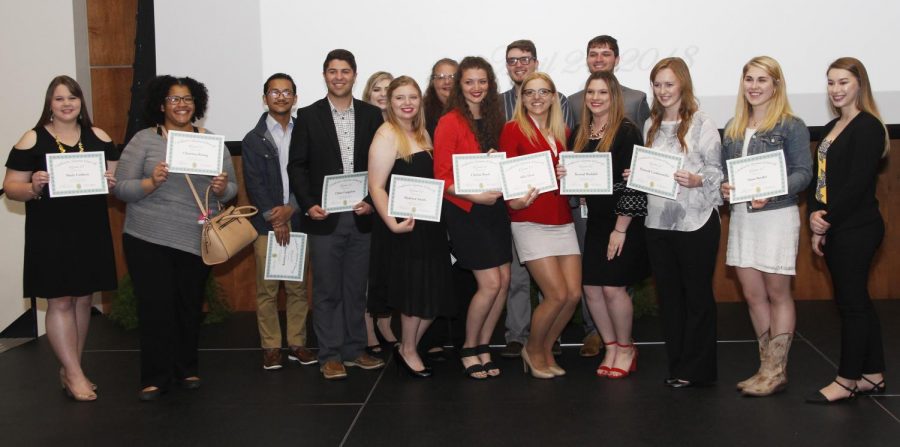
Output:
[90, 67, 132, 144]
[86, 0, 137, 66]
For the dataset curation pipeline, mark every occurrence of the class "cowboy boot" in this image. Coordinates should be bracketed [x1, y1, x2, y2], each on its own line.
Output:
[743, 333, 793, 397]
[736, 330, 769, 391]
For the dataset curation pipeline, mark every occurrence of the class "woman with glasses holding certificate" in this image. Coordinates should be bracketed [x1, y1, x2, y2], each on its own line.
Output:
[805, 58, 889, 404]
[568, 71, 649, 380]
[499, 72, 580, 379]
[641, 58, 723, 388]
[720, 56, 811, 397]
[434, 56, 510, 380]
[367, 76, 453, 378]
[3, 75, 118, 402]
[114, 75, 237, 401]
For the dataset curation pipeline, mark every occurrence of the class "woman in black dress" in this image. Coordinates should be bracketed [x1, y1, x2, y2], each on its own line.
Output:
[3, 75, 118, 401]
[368, 76, 453, 377]
[568, 71, 649, 379]
[806, 57, 890, 404]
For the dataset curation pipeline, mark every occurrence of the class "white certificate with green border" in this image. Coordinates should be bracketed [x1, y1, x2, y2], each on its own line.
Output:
[45, 152, 108, 198]
[626, 145, 683, 200]
[387, 175, 444, 222]
[322, 172, 368, 213]
[165, 130, 225, 175]
[726, 150, 788, 203]
[452, 152, 505, 194]
[264, 231, 307, 282]
[499, 151, 558, 200]
[559, 152, 613, 195]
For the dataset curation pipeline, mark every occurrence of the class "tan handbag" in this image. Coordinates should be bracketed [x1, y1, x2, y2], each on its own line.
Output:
[186, 174, 258, 265]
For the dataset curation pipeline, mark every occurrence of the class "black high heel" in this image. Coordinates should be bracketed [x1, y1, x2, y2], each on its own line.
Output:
[858, 376, 887, 395]
[393, 346, 431, 378]
[805, 380, 857, 404]
[459, 347, 487, 379]
[476, 344, 500, 377]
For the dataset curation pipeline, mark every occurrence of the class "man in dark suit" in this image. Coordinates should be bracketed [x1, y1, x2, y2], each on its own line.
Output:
[288, 49, 385, 380]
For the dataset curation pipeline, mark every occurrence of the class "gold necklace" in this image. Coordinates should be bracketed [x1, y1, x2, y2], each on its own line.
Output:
[53, 127, 84, 153]
[589, 121, 608, 139]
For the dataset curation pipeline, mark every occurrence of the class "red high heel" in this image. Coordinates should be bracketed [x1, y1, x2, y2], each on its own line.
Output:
[595, 341, 618, 377]
[607, 343, 638, 379]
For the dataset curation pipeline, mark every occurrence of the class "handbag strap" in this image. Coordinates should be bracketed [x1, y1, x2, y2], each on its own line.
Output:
[184, 174, 208, 217]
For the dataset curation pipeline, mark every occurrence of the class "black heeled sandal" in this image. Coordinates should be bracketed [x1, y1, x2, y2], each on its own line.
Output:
[858, 376, 887, 395]
[459, 347, 487, 380]
[476, 344, 500, 377]
[805, 380, 857, 404]
[393, 346, 431, 378]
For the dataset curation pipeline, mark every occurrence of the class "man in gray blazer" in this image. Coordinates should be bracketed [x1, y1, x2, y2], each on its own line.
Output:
[568, 35, 651, 357]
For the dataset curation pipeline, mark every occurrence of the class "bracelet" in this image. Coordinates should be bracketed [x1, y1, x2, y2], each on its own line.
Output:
[613, 228, 627, 234]
[813, 231, 826, 236]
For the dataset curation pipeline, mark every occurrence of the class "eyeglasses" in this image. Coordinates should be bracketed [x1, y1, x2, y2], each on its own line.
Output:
[506, 56, 535, 66]
[266, 89, 295, 99]
[431, 73, 456, 81]
[164, 95, 195, 104]
[522, 88, 553, 98]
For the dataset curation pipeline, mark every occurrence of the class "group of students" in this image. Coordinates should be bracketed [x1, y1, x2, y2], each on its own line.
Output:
[3, 34, 888, 405]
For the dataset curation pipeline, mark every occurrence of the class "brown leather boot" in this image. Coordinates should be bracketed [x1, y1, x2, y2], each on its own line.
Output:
[742, 333, 793, 397]
[736, 331, 769, 391]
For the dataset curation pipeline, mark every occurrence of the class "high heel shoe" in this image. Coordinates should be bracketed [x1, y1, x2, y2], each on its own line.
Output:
[595, 341, 618, 377]
[521, 346, 554, 379]
[476, 344, 500, 377]
[60, 368, 98, 391]
[857, 376, 886, 396]
[62, 378, 97, 402]
[805, 380, 857, 404]
[393, 346, 431, 378]
[547, 365, 566, 376]
[607, 343, 638, 380]
[459, 347, 487, 379]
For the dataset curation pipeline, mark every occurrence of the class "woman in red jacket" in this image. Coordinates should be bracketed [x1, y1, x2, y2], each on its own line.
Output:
[433, 56, 510, 379]
[499, 72, 581, 378]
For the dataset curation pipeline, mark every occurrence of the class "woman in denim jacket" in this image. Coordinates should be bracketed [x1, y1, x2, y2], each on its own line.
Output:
[721, 56, 811, 397]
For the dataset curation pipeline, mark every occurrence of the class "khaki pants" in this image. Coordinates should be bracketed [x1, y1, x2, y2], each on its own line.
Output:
[253, 235, 309, 349]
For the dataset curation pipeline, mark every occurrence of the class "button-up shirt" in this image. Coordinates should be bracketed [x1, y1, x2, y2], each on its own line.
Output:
[328, 98, 356, 174]
[266, 114, 294, 203]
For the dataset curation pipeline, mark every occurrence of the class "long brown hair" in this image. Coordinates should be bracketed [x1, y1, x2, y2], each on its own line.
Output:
[35, 75, 93, 129]
[423, 58, 458, 128]
[646, 57, 697, 152]
[725, 56, 794, 140]
[446, 56, 504, 151]
[384, 76, 432, 162]
[573, 71, 625, 153]
[827, 57, 890, 157]
[511, 72, 567, 151]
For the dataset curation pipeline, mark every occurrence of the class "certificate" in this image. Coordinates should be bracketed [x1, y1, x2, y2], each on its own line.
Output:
[165, 130, 225, 175]
[387, 175, 445, 222]
[452, 152, 505, 194]
[499, 151, 558, 200]
[45, 152, 108, 198]
[322, 172, 368, 213]
[559, 152, 613, 195]
[626, 145, 684, 200]
[726, 150, 788, 203]
[264, 231, 307, 282]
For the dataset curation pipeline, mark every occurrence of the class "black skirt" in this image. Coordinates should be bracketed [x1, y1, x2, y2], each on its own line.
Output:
[443, 199, 512, 271]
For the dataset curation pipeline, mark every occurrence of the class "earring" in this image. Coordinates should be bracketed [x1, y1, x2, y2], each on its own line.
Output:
[49, 113, 54, 122]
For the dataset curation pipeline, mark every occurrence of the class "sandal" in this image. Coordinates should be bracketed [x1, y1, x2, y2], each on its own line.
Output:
[805, 380, 857, 404]
[595, 341, 617, 377]
[476, 344, 500, 377]
[858, 376, 887, 395]
[459, 347, 487, 379]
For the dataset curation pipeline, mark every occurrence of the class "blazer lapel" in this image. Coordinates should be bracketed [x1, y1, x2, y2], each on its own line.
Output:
[316, 100, 342, 163]
[352, 99, 367, 170]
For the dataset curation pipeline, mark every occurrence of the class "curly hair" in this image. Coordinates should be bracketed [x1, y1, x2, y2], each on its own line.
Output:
[446, 56, 504, 151]
[143, 75, 209, 126]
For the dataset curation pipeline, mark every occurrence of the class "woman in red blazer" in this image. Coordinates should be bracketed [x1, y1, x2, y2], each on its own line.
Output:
[499, 72, 581, 379]
[433, 56, 510, 379]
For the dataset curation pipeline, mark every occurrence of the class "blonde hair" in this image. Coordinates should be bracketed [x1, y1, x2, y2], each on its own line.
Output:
[510, 72, 567, 151]
[384, 76, 432, 162]
[646, 57, 697, 152]
[573, 71, 625, 153]
[362, 71, 393, 104]
[724, 56, 794, 140]
[827, 57, 890, 157]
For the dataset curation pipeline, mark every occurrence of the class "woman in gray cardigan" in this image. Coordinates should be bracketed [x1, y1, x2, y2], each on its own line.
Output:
[114, 75, 237, 401]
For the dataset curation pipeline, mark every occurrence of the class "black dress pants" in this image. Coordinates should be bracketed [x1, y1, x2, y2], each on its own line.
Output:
[124, 233, 210, 389]
[645, 213, 720, 383]
[824, 219, 885, 379]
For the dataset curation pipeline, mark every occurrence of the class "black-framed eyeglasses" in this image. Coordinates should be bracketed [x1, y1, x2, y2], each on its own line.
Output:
[522, 88, 553, 98]
[431, 73, 456, 81]
[164, 95, 194, 104]
[506, 56, 535, 66]
[266, 89, 295, 99]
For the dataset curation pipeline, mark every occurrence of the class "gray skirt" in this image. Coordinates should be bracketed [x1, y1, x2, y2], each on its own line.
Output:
[511, 222, 581, 263]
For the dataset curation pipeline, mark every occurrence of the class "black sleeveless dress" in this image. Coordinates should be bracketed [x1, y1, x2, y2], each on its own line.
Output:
[368, 151, 454, 319]
[5, 126, 119, 298]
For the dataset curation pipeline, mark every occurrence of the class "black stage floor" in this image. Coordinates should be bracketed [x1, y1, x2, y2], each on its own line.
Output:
[1, 301, 898, 446]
